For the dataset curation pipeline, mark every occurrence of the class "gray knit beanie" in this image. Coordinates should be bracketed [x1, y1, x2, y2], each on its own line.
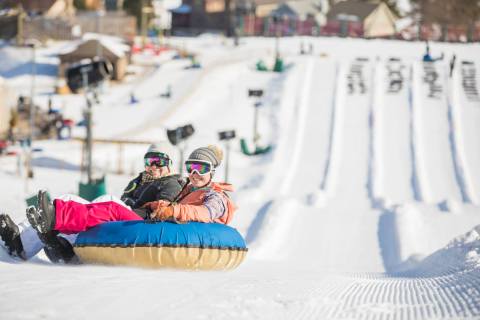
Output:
[187, 145, 223, 168]
[144, 141, 174, 160]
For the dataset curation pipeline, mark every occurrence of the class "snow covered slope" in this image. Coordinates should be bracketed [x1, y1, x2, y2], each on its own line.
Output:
[1, 36, 480, 319]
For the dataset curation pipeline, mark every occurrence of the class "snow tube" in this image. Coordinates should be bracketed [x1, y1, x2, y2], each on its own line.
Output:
[73, 221, 247, 270]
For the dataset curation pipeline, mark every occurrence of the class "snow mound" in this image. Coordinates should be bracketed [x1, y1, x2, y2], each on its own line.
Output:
[398, 225, 480, 277]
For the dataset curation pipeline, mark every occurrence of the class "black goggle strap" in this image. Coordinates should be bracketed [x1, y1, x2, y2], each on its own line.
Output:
[145, 157, 171, 167]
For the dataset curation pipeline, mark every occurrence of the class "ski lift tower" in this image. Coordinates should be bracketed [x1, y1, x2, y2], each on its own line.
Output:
[66, 57, 112, 200]
[141, 3, 154, 48]
[248, 89, 263, 149]
[23, 39, 41, 191]
[218, 130, 236, 183]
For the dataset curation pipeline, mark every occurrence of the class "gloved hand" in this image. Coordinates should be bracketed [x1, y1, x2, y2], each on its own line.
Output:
[142, 200, 171, 211]
[122, 197, 135, 208]
[150, 206, 175, 221]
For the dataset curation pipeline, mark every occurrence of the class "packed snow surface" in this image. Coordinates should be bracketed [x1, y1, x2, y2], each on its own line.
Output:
[1, 36, 480, 319]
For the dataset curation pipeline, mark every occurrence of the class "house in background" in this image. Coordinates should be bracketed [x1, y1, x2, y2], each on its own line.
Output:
[0, 9, 18, 41]
[270, 1, 325, 35]
[171, 0, 326, 36]
[152, 0, 182, 34]
[13, 0, 77, 42]
[18, 0, 75, 18]
[324, 0, 398, 38]
[171, 0, 262, 35]
[57, 35, 131, 83]
[5, 0, 135, 43]
[254, 0, 279, 19]
[73, 0, 136, 41]
[74, 10, 136, 41]
[172, 0, 231, 34]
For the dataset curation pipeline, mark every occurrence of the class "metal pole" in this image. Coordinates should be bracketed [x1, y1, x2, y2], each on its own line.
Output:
[141, 1, 148, 49]
[253, 102, 259, 148]
[225, 0, 231, 37]
[96, 10, 103, 58]
[27, 43, 36, 179]
[82, 68, 93, 184]
[275, 18, 279, 58]
[16, 6, 24, 46]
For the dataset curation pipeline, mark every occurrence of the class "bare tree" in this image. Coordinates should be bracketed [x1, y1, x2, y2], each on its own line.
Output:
[457, 0, 480, 41]
[411, 0, 480, 41]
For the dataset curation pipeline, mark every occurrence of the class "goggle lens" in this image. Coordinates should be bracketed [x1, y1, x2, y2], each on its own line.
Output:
[144, 157, 170, 167]
[185, 161, 212, 175]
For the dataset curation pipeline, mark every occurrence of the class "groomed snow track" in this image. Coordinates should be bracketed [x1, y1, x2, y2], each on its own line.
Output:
[290, 269, 480, 319]
[247, 55, 480, 318]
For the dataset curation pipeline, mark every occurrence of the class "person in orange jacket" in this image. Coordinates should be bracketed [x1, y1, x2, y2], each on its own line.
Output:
[144, 145, 237, 224]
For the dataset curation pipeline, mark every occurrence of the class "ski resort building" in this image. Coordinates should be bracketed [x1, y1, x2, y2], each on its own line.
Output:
[324, 0, 398, 38]
[57, 36, 131, 82]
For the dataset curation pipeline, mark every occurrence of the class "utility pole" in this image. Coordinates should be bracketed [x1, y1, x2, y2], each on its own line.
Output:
[247, 89, 264, 150]
[17, 4, 25, 46]
[253, 101, 261, 149]
[16, 5, 25, 46]
[141, 2, 153, 48]
[218, 130, 236, 183]
[26, 40, 38, 181]
[96, 6, 105, 58]
[225, 0, 232, 37]
[81, 67, 94, 183]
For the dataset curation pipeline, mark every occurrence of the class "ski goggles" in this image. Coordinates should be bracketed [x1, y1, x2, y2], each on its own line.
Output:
[144, 156, 170, 168]
[185, 160, 213, 175]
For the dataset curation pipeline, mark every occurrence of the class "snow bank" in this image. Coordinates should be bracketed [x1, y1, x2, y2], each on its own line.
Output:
[399, 225, 480, 277]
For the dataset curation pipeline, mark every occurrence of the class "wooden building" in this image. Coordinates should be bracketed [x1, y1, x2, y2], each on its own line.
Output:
[18, 0, 75, 18]
[58, 38, 130, 81]
[326, 0, 398, 38]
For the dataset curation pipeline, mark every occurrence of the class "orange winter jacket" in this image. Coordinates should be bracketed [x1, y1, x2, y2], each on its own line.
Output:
[169, 182, 237, 224]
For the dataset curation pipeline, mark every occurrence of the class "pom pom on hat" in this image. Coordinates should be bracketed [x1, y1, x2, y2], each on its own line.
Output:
[187, 145, 223, 168]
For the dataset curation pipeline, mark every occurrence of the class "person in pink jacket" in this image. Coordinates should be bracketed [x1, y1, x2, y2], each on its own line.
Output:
[29, 145, 237, 236]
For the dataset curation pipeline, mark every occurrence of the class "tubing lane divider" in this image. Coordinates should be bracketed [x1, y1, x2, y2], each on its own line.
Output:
[321, 61, 346, 197]
[446, 63, 472, 204]
[408, 62, 425, 202]
[279, 58, 315, 196]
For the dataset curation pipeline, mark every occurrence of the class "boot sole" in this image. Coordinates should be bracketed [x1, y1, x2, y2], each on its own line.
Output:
[26, 206, 49, 234]
[0, 214, 27, 260]
[0, 215, 13, 252]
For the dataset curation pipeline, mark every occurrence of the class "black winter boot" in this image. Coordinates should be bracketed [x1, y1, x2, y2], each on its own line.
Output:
[26, 207, 78, 264]
[39, 232, 79, 264]
[0, 214, 27, 260]
[32, 190, 56, 233]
